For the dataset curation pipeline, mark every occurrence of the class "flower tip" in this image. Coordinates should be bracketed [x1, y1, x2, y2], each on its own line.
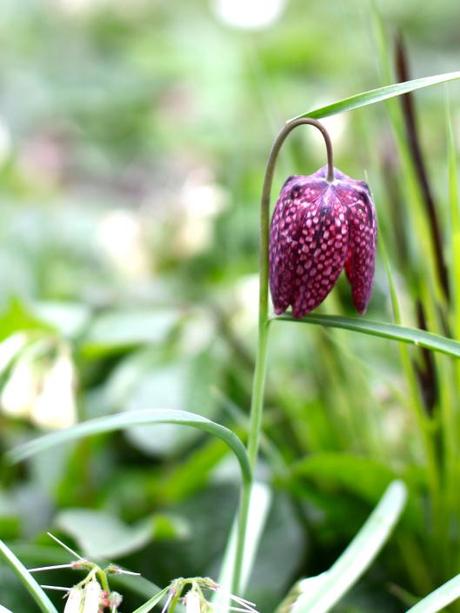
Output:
[352, 293, 371, 315]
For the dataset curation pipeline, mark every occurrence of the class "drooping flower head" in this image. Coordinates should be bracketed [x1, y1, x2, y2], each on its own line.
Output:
[269, 165, 376, 318]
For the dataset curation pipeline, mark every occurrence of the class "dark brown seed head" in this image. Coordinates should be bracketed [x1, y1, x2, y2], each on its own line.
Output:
[269, 166, 377, 318]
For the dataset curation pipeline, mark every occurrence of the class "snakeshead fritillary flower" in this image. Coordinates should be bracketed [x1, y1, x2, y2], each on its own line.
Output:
[269, 165, 377, 317]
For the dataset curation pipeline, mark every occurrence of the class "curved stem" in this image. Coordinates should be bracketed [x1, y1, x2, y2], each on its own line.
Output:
[249, 117, 334, 470]
[231, 118, 335, 596]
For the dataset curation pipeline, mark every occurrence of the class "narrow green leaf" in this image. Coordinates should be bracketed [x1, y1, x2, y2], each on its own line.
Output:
[213, 482, 272, 612]
[379, 234, 402, 324]
[81, 308, 180, 357]
[272, 314, 460, 358]
[131, 586, 171, 613]
[290, 480, 407, 613]
[448, 103, 460, 339]
[7, 409, 251, 485]
[54, 508, 159, 559]
[293, 71, 460, 120]
[291, 453, 396, 505]
[407, 575, 460, 613]
[0, 539, 58, 613]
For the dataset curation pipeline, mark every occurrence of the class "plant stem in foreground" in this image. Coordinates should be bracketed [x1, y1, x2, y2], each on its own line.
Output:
[231, 118, 335, 595]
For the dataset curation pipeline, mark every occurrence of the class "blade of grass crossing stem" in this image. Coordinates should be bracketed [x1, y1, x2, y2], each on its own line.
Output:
[212, 482, 272, 612]
[131, 586, 171, 613]
[0, 540, 58, 613]
[407, 575, 460, 613]
[292, 72, 460, 121]
[7, 409, 251, 486]
[290, 481, 407, 613]
[271, 315, 460, 359]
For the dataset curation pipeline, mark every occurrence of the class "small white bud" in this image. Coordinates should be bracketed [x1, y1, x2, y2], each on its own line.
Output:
[82, 580, 102, 613]
[64, 587, 83, 613]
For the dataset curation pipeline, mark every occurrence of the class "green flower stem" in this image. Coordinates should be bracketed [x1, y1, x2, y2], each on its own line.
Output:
[95, 565, 110, 594]
[231, 118, 334, 595]
[249, 117, 334, 472]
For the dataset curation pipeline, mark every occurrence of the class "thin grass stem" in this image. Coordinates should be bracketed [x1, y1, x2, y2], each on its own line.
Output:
[231, 118, 335, 596]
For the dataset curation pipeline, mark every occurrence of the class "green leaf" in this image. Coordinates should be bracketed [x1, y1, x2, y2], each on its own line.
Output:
[448, 103, 460, 339]
[0, 494, 20, 540]
[291, 453, 396, 505]
[55, 510, 187, 559]
[294, 71, 460, 120]
[213, 482, 272, 612]
[0, 298, 54, 342]
[155, 437, 232, 503]
[0, 539, 58, 613]
[407, 575, 460, 613]
[55, 509, 156, 559]
[246, 494, 305, 612]
[119, 352, 221, 457]
[146, 484, 238, 590]
[289, 480, 407, 613]
[272, 314, 460, 358]
[131, 586, 171, 613]
[7, 409, 251, 485]
[32, 302, 90, 339]
[81, 308, 180, 357]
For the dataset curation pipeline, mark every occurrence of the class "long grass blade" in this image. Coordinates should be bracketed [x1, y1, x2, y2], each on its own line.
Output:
[290, 480, 407, 613]
[7, 409, 251, 484]
[213, 482, 272, 611]
[131, 586, 171, 613]
[446, 100, 460, 571]
[0, 540, 58, 613]
[407, 575, 460, 613]
[293, 71, 460, 120]
[272, 315, 460, 358]
[448, 103, 460, 338]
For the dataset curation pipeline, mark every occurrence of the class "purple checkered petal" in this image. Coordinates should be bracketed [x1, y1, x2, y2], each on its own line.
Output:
[341, 183, 377, 314]
[269, 166, 377, 317]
